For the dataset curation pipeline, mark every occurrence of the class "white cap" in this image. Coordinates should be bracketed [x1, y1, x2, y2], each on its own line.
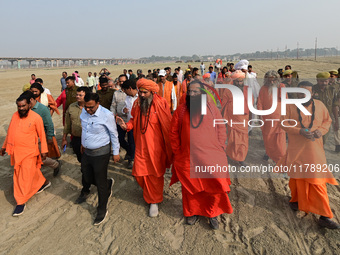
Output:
[158, 69, 166, 76]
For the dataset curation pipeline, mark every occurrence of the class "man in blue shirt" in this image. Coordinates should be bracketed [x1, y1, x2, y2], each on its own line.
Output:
[76, 92, 120, 225]
[60, 71, 67, 91]
[207, 66, 216, 83]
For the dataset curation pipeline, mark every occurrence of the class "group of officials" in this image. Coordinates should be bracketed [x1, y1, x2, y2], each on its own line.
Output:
[1, 60, 340, 230]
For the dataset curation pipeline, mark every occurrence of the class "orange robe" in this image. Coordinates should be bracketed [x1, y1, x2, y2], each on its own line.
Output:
[257, 84, 286, 162]
[126, 95, 172, 204]
[181, 79, 189, 94]
[277, 99, 338, 218]
[170, 102, 233, 217]
[158, 81, 174, 111]
[2, 110, 48, 205]
[174, 82, 183, 107]
[178, 79, 190, 105]
[221, 86, 251, 162]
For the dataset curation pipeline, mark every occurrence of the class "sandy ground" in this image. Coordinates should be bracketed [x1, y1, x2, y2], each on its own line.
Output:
[0, 58, 340, 255]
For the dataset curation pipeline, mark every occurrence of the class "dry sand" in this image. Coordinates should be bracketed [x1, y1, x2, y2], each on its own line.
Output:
[0, 58, 340, 254]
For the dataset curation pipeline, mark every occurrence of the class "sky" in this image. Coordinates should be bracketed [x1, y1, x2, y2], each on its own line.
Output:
[0, 0, 339, 59]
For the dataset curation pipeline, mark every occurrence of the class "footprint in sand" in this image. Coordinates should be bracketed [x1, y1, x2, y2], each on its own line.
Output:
[237, 187, 255, 207]
[66, 205, 78, 220]
[113, 180, 126, 195]
[162, 223, 184, 250]
[244, 226, 265, 240]
[270, 224, 289, 243]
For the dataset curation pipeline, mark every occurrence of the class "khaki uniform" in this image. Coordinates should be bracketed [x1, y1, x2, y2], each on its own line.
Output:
[97, 89, 115, 110]
[313, 84, 340, 145]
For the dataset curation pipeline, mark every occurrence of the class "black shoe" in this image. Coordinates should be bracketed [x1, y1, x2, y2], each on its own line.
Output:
[289, 202, 298, 211]
[108, 178, 114, 199]
[263, 154, 269, 161]
[53, 160, 61, 177]
[335, 145, 340, 153]
[318, 217, 340, 229]
[186, 215, 198, 225]
[124, 154, 130, 161]
[36, 181, 51, 194]
[127, 160, 133, 169]
[12, 204, 25, 217]
[93, 210, 108, 226]
[75, 191, 89, 204]
[209, 217, 219, 230]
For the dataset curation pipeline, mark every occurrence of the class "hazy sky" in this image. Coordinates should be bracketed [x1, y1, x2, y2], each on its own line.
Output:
[1, 0, 339, 59]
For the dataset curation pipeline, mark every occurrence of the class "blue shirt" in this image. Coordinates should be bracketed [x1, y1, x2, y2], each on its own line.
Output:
[61, 77, 67, 91]
[207, 71, 216, 82]
[80, 105, 120, 155]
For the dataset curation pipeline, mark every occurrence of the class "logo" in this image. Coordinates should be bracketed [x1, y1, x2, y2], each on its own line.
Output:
[201, 84, 311, 116]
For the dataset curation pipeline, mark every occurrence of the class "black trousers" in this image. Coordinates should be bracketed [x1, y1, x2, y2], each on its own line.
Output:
[71, 136, 82, 163]
[117, 124, 135, 160]
[81, 152, 110, 215]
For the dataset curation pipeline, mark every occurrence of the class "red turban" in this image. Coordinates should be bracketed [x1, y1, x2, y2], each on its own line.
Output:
[137, 78, 159, 93]
[231, 70, 245, 80]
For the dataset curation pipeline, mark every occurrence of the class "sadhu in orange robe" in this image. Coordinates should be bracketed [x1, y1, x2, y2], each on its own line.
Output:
[257, 84, 286, 162]
[221, 85, 252, 162]
[276, 99, 337, 218]
[170, 101, 233, 217]
[126, 79, 173, 204]
[2, 110, 48, 205]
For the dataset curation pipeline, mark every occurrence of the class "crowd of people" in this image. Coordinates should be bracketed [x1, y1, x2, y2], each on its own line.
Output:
[1, 60, 340, 230]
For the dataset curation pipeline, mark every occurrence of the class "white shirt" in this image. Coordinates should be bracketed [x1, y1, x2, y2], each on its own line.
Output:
[122, 93, 138, 121]
[244, 72, 260, 99]
[177, 72, 183, 83]
[94, 76, 99, 86]
[75, 77, 85, 87]
[171, 84, 177, 111]
[43, 87, 51, 95]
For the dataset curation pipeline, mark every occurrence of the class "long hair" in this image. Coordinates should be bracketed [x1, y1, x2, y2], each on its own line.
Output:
[264, 70, 280, 95]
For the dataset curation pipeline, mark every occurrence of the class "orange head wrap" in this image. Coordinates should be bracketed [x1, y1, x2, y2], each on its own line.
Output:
[202, 73, 210, 79]
[230, 70, 245, 80]
[136, 78, 159, 93]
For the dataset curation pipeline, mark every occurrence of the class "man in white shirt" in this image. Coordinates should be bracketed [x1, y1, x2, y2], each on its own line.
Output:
[86, 72, 96, 92]
[73, 71, 85, 87]
[200, 62, 205, 76]
[123, 69, 130, 79]
[121, 79, 138, 169]
[93, 72, 99, 91]
[235, 60, 261, 134]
